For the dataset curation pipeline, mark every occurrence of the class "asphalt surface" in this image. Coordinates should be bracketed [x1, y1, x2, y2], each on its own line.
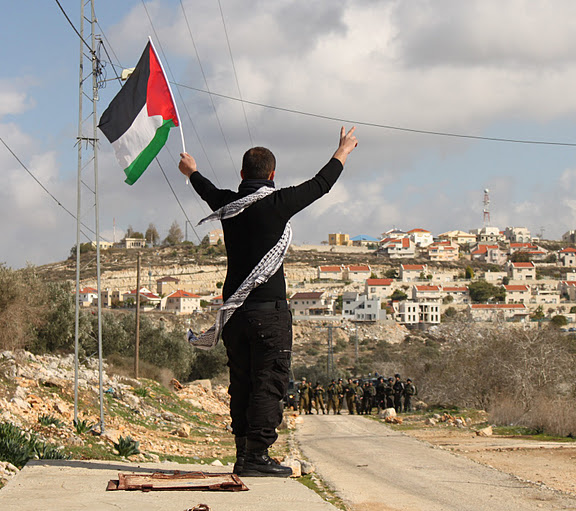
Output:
[296, 413, 576, 511]
[0, 459, 338, 511]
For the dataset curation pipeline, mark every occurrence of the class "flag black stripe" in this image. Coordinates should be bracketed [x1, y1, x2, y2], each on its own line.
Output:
[98, 42, 151, 144]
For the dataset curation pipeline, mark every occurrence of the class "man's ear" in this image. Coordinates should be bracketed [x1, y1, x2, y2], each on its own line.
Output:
[269, 170, 275, 180]
[240, 169, 245, 180]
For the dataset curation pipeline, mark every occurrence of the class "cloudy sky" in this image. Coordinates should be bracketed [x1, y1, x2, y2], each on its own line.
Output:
[3, 0, 576, 269]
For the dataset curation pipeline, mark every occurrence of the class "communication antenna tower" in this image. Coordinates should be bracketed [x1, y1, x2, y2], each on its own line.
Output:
[483, 189, 491, 227]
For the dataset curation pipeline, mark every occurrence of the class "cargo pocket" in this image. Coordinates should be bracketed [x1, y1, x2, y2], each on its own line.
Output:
[267, 350, 291, 400]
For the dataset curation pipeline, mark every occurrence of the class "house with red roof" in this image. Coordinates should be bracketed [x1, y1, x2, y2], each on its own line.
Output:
[364, 278, 394, 299]
[122, 287, 162, 309]
[427, 241, 459, 261]
[559, 280, 576, 301]
[468, 303, 529, 322]
[378, 237, 415, 259]
[78, 287, 98, 306]
[164, 289, 201, 314]
[412, 285, 442, 302]
[317, 265, 345, 280]
[503, 284, 530, 304]
[290, 291, 335, 317]
[441, 286, 470, 304]
[344, 264, 371, 282]
[558, 247, 576, 267]
[399, 264, 428, 282]
[506, 261, 536, 281]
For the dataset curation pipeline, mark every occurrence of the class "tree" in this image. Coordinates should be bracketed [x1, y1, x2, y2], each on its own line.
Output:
[390, 289, 408, 301]
[550, 315, 568, 328]
[384, 268, 398, 279]
[511, 251, 530, 262]
[164, 221, 184, 245]
[531, 305, 545, 321]
[468, 280, 506, 303]
[502, 276, 510, 285]
[465, 266, 475, 279]
[145, 223, 160, 245]
[125, 225, 144, 239]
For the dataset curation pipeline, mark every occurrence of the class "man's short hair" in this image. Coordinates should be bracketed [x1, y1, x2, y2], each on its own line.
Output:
[242, 147, 276, 179]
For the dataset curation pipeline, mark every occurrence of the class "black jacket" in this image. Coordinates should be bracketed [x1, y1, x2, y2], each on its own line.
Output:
[190, 157, 343, 303]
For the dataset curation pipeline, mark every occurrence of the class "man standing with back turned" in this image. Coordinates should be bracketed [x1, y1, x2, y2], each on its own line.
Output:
[179, 127, 357, 477]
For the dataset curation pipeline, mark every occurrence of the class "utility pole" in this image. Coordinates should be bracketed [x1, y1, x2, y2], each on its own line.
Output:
[135, 252, 141, 379]
[73, 0, 105, 434]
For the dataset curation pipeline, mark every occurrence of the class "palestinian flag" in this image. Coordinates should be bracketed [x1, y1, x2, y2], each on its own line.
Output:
[98, 39, 180, 185]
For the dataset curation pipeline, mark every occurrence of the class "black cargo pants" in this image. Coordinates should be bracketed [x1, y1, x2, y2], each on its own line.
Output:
[222, 302, 292, 451]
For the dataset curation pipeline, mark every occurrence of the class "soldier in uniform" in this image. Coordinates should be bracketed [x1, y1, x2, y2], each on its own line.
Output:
[336, 378, 344, 414]
[345, 378, 356, 414]
[385, 377, 394, 409]
[375, 376, 386, 412]
[393, 374, 405, 413]
[306, 380, 314, 414]
[298, 378, 310, 415]
[326, 379, 338, 414]
[313, 382, 326, 414]
[354, 380, 364, 413]
[403, 378, 417, 412]
[364, 381, 376, 414]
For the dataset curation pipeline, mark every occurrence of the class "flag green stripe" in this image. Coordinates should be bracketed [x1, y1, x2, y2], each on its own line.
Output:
[124, 118, 176, 185]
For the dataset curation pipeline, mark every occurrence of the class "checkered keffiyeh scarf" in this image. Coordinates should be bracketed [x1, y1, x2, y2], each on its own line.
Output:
[190, 186, 292, 350]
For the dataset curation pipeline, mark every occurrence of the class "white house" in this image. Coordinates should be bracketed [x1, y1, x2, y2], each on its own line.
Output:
[78, 287, 98, 306]
[558, 247, 576, 267]
[408, 228, 434, 247]
[342, 292, 382, 321]
[412, 285, 442, 302]
[393, 300, 441, 326]
[507, 261, 536, 281]
[378, 237, 416, 258]
[364, 278, 394, 299]
[441, 286, 470, 304]
[344, 264, 371, 282]
[504, 226, 532, 243]
[399, 264, 428, 282]
[317, 265, 345, 280]
[503, 284, 530, 304]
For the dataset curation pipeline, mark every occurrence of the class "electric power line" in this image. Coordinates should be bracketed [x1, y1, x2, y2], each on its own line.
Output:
[0, 135, 106, 242]
[179, 0, 244, 178]
[140, 0, 231, 186]
[173, 83, 576, 148]
[216, 0, 254, 147]
[53, 0, 94, 55]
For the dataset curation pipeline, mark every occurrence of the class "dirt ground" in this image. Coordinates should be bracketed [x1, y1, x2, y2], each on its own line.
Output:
[401, 422, 576, 496]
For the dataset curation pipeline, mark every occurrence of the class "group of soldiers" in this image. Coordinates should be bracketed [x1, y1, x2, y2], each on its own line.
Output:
[295, 374, 417, 415]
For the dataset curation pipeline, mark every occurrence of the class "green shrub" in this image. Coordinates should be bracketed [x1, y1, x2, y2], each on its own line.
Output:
[114, 435, 140, 457]
[38, 415, 64, 428]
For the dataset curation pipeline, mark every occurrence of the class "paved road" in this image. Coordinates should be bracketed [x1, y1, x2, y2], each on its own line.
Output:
[296, 414, 576, 511]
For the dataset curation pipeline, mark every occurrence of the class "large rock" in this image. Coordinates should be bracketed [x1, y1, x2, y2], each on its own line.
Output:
[175, 424, 191, 438]
[281, 456, 301, 478]
[379, 408, 396, 419]
[300, 460, 315, 475]
[476, 425, 493, 437]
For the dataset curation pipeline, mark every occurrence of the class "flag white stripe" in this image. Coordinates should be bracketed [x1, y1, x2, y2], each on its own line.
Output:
[110, 106, 163, 169]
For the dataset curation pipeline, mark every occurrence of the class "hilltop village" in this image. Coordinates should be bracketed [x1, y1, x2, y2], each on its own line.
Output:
[70, 223, 576, 330]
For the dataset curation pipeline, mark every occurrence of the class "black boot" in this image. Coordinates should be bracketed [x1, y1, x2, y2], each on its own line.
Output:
[242, 449, 293, 478]
[233, 436, 247, 475]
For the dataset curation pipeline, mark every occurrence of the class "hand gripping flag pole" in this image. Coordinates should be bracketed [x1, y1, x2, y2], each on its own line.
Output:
[98, 37, 184, 185]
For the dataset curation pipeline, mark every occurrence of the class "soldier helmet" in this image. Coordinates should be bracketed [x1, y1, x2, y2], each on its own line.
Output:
[395, 373, 400, 378]
[388, 377, 393, 381]
[407, 378, 412, 382]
